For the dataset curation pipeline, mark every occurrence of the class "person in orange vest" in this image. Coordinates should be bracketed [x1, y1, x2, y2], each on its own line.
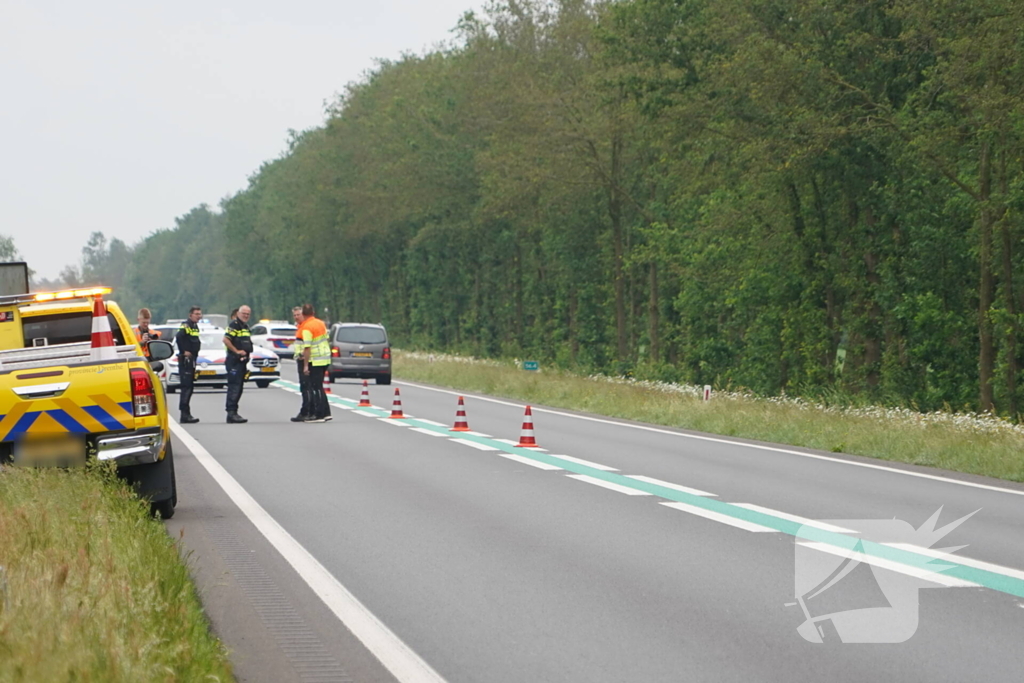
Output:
[298, 303, 332, 423]
[133, 308, 161, 356]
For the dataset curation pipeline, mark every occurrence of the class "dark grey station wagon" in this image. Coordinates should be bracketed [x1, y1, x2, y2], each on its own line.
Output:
[329, 323, 392, 384]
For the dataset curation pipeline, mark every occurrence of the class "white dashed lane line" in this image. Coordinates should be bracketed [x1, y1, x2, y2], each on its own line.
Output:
[410, 427, 449, 437]
[732, 503, 858, 534]
[548, 454, 618, 471]
[661, 502, 777, 533]
[450, 439, 498, 452]
[625, 475, 717, 497]
[569, 474, 652, 496]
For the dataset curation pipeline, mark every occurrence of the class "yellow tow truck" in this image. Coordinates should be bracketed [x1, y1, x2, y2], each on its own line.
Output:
[0, 264, 178, 517]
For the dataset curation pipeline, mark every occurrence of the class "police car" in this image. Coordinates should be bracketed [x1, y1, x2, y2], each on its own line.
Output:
[161, 325, 281, 392]
[251, 320, 298, 358]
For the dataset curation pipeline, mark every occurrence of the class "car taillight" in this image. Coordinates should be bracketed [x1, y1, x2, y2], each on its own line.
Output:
[130, 368, 156, 417]
[383, 347, 391, 360]
[331, 347, 339, 357]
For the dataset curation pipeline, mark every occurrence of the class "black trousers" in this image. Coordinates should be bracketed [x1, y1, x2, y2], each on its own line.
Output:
[225, 355, 246, 413]
[305, 364, 332, 419]
[297, 359, 310, 416]
[179, 354, 196, 415]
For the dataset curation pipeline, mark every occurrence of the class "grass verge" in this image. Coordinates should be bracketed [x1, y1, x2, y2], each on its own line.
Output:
[395, 353, 1024, 483]
[0, 464, 233, 682]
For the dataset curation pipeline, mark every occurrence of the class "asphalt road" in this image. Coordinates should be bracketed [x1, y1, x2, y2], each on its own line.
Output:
[167, 366, 1024, 683]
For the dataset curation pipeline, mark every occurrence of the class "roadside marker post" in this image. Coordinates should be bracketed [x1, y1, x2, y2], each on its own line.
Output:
[703, 385, 711, 401]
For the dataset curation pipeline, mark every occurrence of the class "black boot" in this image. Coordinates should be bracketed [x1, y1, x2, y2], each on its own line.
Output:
[226, 412, 248, 424]
[290, 414, 308, 422]
[180, 413, 200, 424]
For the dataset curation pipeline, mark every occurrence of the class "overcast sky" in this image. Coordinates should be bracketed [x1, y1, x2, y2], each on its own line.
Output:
[1, 0, 481, 279]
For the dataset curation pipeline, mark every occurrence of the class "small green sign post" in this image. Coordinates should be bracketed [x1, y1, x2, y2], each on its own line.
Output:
[522, 360, 539, 371]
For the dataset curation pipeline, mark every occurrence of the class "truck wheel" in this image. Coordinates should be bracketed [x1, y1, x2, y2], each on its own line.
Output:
[256, 380, 270, 388]
[151, 454, 176, 519]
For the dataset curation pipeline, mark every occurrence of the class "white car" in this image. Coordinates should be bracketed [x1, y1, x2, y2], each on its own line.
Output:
[161, 328, 281, 392]
[250, 320, 298, 359]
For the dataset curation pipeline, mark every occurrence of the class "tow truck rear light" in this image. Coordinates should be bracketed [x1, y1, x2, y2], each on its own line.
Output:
[331, 347, 340, 357]
[383, 347, 391, 360]
[130, 368, 156, 417]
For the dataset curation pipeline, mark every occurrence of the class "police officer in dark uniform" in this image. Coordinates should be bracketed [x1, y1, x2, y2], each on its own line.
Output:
[176, 306, 203, 423]
[223, 304, 253, 424]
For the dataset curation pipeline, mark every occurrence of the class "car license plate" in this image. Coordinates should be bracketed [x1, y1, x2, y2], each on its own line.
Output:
[13, 435, 86, 468]
[352, 352, 373, 358]
[199, 370, 217, 376]
[260, 366, 276, 373]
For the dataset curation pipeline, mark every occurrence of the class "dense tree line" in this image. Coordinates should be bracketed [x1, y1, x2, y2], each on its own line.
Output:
[44, 0, 1024, 415]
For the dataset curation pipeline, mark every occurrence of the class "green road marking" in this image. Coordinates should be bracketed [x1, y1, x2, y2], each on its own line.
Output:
[274, 380, 1024, 599]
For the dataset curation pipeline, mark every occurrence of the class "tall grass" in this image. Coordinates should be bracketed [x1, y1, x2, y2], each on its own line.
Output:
[0, 465, 233, 682]
[396, 352, 1024, 483]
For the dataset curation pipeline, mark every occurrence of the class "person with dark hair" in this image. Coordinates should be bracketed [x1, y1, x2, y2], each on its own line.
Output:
[298, 303, 332, 423]
[223, 305, 252, 424]
[175, 306, 203, 424]
[229, 308, 239, 321]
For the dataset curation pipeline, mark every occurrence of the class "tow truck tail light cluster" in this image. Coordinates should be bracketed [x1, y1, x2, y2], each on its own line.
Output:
[130, 368, 156, 417]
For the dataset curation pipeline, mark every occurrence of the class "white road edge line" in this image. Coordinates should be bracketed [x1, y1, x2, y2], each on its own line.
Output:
[415, 419, 447, 427]
[798, 541, 979, 588]
[661, 501, 776, 533]
[883, 543, 1024, 583]
[732, 503, 858, 534]
[568, 474, 651, 496]
[395, 380, 1024, 498]
[625, 475, 717, 497]
[378, 418, 411, 427]
[352, 410, 378, 417]
[169, 420, 447, 683]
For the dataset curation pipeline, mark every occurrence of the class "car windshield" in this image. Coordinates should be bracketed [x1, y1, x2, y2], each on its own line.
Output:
[336, 326, 386, 344]
[271, 327, 295, 336]
[199, 332, 227, 349]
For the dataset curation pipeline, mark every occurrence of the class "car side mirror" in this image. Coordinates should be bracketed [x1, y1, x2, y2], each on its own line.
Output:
[150, 361, 164, 373]
[147, 339, 174, 361]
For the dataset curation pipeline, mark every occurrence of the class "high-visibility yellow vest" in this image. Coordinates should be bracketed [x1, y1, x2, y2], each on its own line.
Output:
[302, 318, 331, 366]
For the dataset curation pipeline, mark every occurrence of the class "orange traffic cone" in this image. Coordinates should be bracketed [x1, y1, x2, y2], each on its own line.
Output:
[358, 380, 371, 407]
[90, 294, 116, 361]
[389, 387, 406, 418]
[323, 372, 332, 395]
[515, 405, 539, 447]
[450, 396, 471, 432]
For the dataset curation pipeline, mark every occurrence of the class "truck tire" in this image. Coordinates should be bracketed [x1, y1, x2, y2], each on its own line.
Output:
[150, 447, 177, 520]
[256, 380, 270, 388]
[118, 441, 177, 520]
